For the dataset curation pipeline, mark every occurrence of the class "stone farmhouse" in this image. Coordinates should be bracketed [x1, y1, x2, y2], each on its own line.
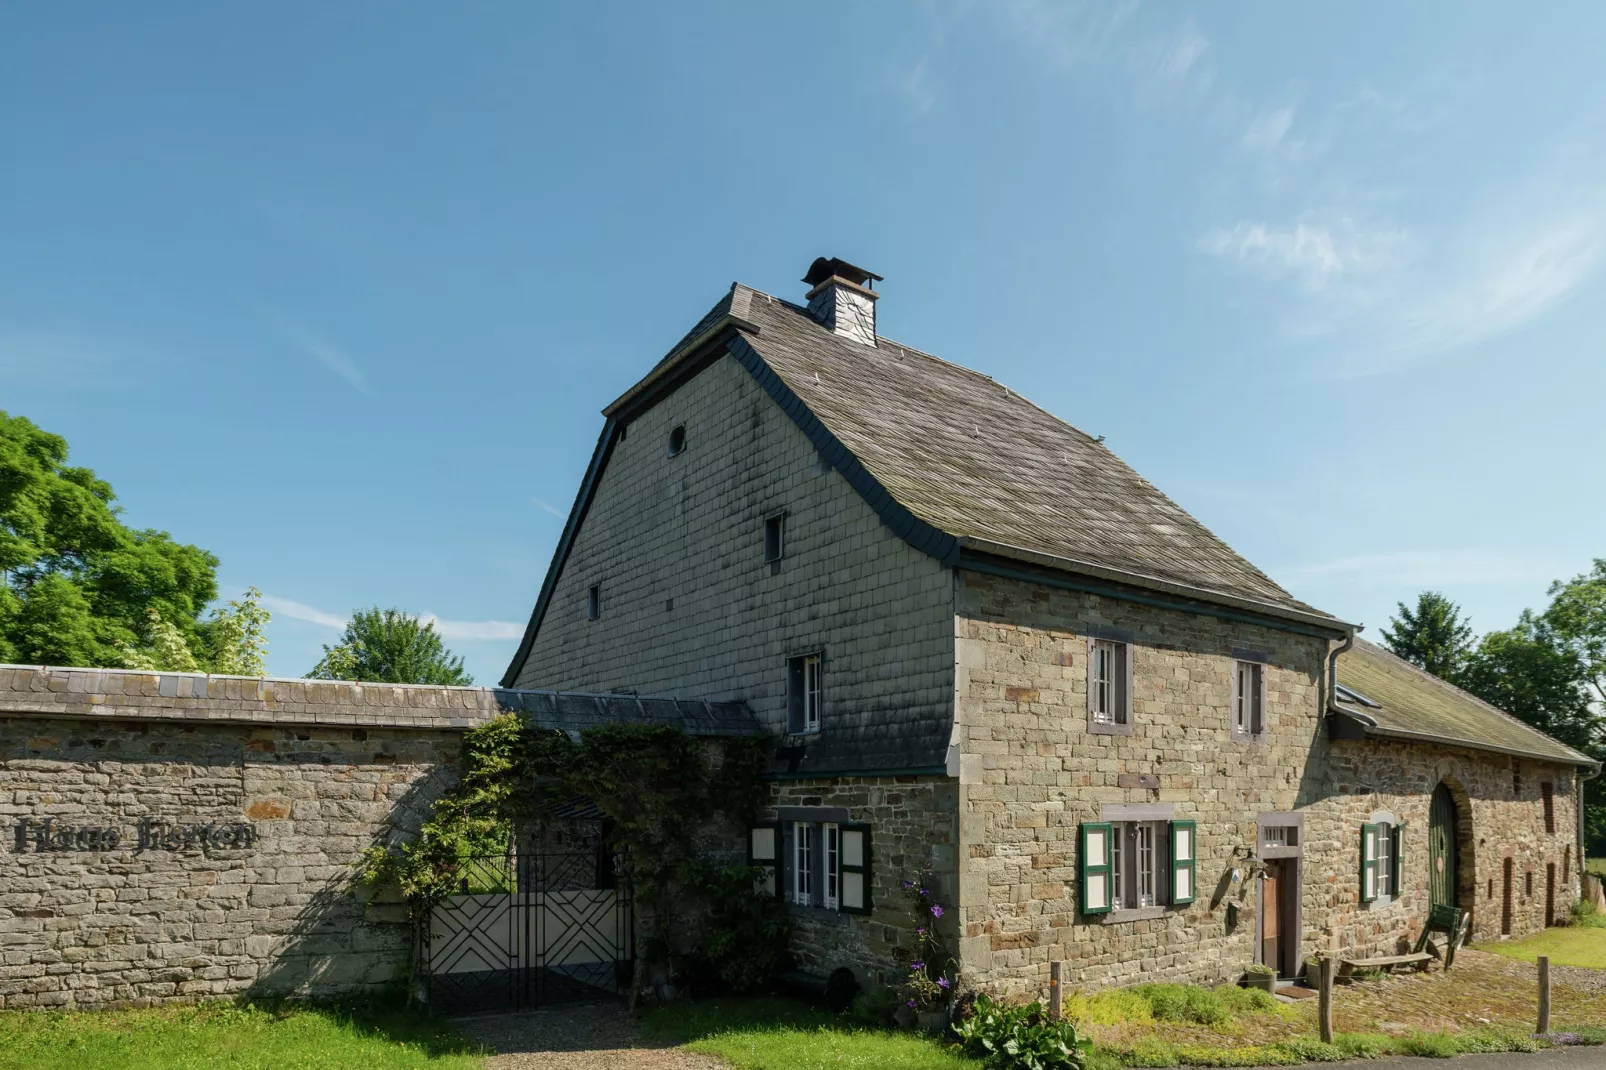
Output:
[501, 257, 1598, 993]
[0, 257, 1595, 1011]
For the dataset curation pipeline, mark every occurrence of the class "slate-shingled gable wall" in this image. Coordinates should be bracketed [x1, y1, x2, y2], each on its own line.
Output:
[511, 352, 956, 775]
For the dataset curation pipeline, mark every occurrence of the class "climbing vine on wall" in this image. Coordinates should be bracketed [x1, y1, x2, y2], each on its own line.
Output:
[359, 713, 782, 986]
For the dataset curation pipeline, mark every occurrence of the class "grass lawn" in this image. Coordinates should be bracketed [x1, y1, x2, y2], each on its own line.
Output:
[0, 1000, 485, 1070]
[1589, 857, 1606, 880]
[646, 998, 972, 1070]
[1475, 924, 1606, 970]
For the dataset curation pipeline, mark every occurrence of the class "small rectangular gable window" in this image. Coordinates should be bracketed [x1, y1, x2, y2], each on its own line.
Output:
[586, 584, 601, 621]
[1080, 822, 1113, 914]
[788, 653, 823, 734]
[1361, 823, 1379, 903]
[1088, 639, 1131, 731]
[1542, 782, 1555, 834]
[1232, 660, 1265, 739]
[764, 513, 786, 563]
[1170, 819, 1196, 905]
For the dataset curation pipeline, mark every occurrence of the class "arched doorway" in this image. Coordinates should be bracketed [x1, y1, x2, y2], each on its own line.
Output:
[1429, 782, 1459, 911]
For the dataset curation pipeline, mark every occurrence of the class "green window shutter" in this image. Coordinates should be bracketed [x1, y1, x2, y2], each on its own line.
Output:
[1390, 823, 1403, 898]
[1361, 823, 1379, 903]
[748, 822, 780, 899]
[1081, 822, 1114, 915]
[1170, 819, 1197, 906]
[839, 824, 872, 915]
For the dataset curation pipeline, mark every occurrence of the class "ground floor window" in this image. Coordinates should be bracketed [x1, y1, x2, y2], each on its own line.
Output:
[1361, 819, 1403, 905]
[749, 820, 871, 914]
[1081, 818, 1195, 915]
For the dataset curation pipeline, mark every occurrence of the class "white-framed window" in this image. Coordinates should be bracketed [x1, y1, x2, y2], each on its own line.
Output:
[1233, 660, 1264, 738]
[1361, 818, 1403, 906]
[751, 820, 871, 914]
[1089, 639, 1130, 728]
[1375, 822, 1393, 898]
[788, 653, 823, 734]
[791, 821, 813, 906]
[1263, 825, 1293, 849]
[823, 823, 840, 909]
[1110, 820, 1168, 909]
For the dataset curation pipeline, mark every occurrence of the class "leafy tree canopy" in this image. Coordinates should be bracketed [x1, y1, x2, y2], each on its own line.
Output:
[308, 607, 472, 685]
[0, 411, 264, 671]
[1458, 611, 1598, 756]
[1544, 558, 1606, 710]
[1381, 590, 1474, 680]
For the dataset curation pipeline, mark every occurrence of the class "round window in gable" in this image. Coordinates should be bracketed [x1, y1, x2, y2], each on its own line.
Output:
[668, 425, 686, 456]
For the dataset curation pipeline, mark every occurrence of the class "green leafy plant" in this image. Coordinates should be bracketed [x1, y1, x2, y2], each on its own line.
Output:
[309, 606, 473, 684]
[696, 864, 792, 993]
[952, 993, 1091, 1070]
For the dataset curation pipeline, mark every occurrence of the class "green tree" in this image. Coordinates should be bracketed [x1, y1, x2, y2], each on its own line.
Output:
[1381, 590, 1475, 681]
[1544, 559, 1606, 710]
[308, 607, 472, 685]
[118, 587, 271, 676]
[0, 409, 238, 669]
[1459, 613, 1597, 755]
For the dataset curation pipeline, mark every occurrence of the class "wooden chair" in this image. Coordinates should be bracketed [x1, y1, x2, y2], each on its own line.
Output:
[1413, 904, 1466, 969]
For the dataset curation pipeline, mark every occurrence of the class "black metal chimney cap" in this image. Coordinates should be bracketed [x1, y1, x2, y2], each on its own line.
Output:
[803, 257, 883, 288]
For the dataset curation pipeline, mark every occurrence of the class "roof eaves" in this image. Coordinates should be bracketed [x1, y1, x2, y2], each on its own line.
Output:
[955, 536, 1353, 637]
[1333, 710, 1599, 770]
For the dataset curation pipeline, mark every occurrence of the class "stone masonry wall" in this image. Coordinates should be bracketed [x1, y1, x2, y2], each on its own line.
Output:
[761, 775, 960, 989]
[512, 353, 955, 766]
[1308, 739, 1581, 953]
[953, 569, 1331, 997]
[951, 570, 1580, 999]
[0, 714, 457, 1009]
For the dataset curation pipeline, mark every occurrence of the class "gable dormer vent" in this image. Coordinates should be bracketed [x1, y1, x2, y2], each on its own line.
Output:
[803, 257, 882, 346]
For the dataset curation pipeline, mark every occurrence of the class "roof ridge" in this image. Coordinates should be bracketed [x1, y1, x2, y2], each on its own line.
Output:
[1349, 636, 1595, 764]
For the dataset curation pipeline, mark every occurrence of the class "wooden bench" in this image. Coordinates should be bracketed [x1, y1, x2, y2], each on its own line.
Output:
[1336, 952, 1432, 979]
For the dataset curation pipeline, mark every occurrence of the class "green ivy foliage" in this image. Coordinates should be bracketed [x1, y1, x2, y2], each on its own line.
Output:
[359, 713, 781, 985]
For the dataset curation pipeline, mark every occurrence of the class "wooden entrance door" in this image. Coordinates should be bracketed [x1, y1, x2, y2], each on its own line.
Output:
[1260, 859, 1295, 978]
[1429, 783, 1459, 910]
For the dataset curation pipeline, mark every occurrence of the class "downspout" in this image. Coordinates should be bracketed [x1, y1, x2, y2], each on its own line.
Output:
[1327, 629, 1356, 711]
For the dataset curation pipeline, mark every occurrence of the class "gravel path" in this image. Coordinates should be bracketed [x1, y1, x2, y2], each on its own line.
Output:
[456, 1001, 727, 1070]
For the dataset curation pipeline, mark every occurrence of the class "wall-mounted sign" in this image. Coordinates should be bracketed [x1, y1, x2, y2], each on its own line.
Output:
[11, 817, 259, 854]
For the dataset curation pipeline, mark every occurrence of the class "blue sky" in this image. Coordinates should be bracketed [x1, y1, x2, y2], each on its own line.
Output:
[4, 3, 1603, 683]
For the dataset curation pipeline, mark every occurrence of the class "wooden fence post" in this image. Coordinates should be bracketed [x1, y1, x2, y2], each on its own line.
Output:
[1538, 955, 1551, 1035]
[1049, 961, 1062, 1021]
[1318, 956, 1335, 1044]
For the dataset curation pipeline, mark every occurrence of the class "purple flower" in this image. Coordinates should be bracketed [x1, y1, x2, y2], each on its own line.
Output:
[910, 960, 925, 971]
[930, 904, 945, 918]
[919, 888, 929, 896]
[908, 999, 917, 1008]
[916, 927, 927, 936]
[938, 977, 951, 990]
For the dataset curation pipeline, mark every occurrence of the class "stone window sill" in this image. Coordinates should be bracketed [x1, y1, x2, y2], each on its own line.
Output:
[1088, 720, 1134, 736]
[1100, 905, 1172, 924]
[1364, 893, 1400, 911]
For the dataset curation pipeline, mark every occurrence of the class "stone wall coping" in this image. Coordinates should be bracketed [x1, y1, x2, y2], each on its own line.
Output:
[0, 663, 765, 736]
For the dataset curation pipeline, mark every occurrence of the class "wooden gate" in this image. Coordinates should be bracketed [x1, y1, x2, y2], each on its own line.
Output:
[1428, 783, 1459, 910]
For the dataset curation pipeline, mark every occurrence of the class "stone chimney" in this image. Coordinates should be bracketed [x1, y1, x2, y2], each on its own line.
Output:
[803, 257, 882, 346]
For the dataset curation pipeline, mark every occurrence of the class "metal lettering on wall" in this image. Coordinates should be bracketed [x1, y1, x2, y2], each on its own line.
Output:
[11, 817, 259, 854]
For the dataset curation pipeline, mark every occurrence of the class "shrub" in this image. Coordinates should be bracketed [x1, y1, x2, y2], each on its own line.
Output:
[1134, 985, 1230, 1027]
[1572, 899, 1606, 928]
[1393, 1031, 1461, 1058]
[1213, 984, 1281, 1016]
[696, 865, 791, 993]
[850, 985, 903, 1027]
[1062, 988, 1153, 1027]
[951, 993, 1092, 1070]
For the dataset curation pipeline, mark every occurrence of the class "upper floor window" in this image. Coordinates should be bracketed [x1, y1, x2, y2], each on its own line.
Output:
[1232, 660, 1265, 740]
[1087, 638, 1131, 734]
[788, 653, 822, 734]
[668, 425, 686, 457]
[764, 513, 786, 563]
[586, 583, 601, 621]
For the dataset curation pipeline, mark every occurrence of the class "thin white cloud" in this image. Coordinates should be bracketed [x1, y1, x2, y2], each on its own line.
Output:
[1200, 217, 1406, 292]
[532, 498, 567, 519]
[420, 615, 524, 641]
[260, 595, 347, 630]
[279, 322, 369, 394]
[1242, 106, 1294, 152]
[1276, 550, 1567, 589]
[0, 331, 156, 386]
[261, 595, 521, 642]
